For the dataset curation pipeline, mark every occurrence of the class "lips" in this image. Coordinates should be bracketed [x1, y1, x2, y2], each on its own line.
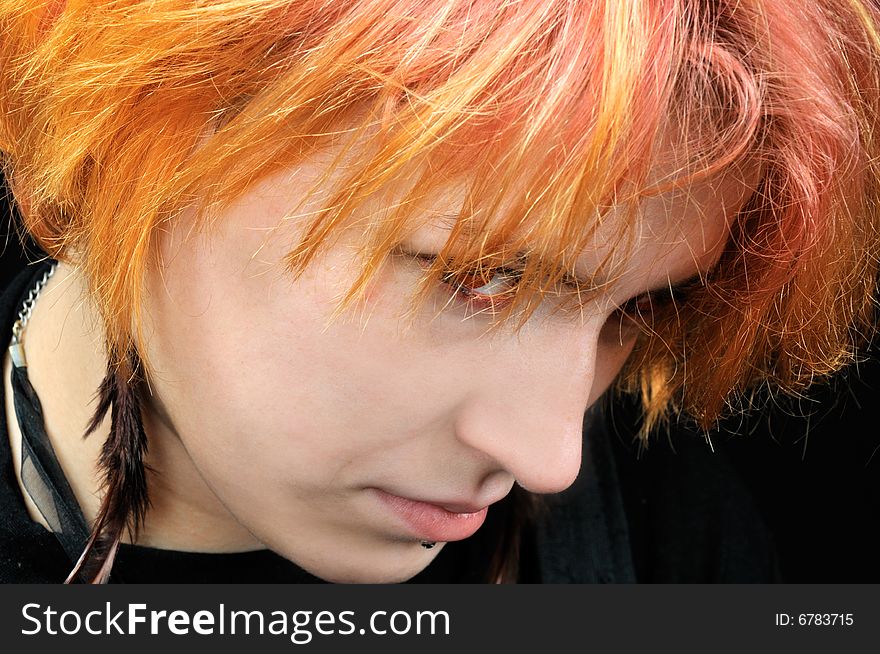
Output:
[373, 488, 493, 542]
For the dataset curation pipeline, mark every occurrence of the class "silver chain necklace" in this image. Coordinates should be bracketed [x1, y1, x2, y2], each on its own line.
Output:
[9, 261, 58, 368]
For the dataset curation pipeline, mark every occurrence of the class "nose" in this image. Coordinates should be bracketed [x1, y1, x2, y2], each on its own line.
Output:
[452, 318, 604, 496]
[455, 399, 585, 494]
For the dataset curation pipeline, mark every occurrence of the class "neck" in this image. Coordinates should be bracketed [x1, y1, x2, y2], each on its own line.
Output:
[5, 261, 263, 553]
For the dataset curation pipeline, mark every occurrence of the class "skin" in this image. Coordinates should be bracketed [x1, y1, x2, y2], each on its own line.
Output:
[3, 124, 756, 583]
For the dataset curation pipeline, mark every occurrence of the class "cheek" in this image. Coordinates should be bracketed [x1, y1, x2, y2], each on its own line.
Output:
[141, 234, 352, 489]
[140, 221, 450, 495]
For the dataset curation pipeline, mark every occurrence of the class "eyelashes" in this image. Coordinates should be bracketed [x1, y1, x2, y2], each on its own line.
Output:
[403, 250, 700, 321]
[407, 252, 530, 313]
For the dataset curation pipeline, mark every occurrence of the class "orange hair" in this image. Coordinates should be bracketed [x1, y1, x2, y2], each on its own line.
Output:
[1, 0, 879, 439]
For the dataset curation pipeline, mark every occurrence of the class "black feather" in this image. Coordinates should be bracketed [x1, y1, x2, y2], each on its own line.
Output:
[65, 347, 151, 584]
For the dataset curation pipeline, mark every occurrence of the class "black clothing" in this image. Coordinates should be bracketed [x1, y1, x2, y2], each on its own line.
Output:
[696, 351, 880, 582]
[0, 259, 780, 583]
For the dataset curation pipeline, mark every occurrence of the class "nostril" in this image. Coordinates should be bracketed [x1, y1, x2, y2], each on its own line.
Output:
[514, 461, 581, 495]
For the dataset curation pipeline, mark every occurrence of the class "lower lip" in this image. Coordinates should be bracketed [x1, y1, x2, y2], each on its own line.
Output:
[373, 489, 489, 542]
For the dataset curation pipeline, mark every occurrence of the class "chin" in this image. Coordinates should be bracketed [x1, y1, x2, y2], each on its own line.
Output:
[287, 542, 445, 584]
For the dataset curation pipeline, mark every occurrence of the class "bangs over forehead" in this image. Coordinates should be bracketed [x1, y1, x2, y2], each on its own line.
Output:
[228, 0, 761, 323]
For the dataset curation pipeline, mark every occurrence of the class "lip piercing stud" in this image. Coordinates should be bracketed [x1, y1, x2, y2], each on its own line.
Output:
[420, 541, 437, 549]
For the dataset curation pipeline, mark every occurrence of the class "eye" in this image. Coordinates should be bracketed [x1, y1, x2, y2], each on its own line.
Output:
[613, 279, 700, 325]
[615, 292, 662, 320]
[409, 253, 522, 313]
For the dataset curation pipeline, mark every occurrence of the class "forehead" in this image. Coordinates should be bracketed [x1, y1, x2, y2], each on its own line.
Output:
[595, 169, 752, 296]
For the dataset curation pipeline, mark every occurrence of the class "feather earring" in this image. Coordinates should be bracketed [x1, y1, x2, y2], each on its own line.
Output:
[65, 346, 151, 584]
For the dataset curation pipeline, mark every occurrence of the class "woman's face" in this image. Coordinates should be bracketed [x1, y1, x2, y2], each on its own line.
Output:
[139, 131, 752, 583]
